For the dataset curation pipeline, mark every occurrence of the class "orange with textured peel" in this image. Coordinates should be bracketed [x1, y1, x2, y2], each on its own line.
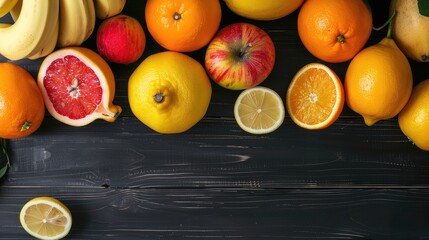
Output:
[0, 62, 45, 139]
[145, 0, 221, 52]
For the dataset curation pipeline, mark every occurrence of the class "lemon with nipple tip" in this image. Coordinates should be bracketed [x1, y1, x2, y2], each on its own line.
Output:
[128, 51, 212, 134]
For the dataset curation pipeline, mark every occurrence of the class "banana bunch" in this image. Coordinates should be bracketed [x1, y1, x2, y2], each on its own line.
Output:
[0, 0, 126, 61]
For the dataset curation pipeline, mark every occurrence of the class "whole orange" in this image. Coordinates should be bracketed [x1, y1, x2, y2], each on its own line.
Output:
[0, 63, 45, 139]
[297, 0, 372, 63]
[145, 0, 221, 52]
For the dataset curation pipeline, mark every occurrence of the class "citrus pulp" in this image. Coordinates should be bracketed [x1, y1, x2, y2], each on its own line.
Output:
[20, 196, 72, 240]
[37, 47, 122, 126]
[234, 86, 285, 134]
[286, 63, 344, 130]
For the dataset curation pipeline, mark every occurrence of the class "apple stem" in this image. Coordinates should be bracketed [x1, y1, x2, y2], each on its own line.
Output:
[239, 43, 252, 59]
[154, 92, 165, 103]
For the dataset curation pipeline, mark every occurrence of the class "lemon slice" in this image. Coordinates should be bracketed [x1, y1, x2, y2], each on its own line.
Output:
[20, 197, 72, 240]
[234, 86, 285, 134]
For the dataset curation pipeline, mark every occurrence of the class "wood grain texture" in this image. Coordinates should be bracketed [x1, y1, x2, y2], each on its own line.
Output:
[1, 0, 429, 239]
[2, 187, 429, 239]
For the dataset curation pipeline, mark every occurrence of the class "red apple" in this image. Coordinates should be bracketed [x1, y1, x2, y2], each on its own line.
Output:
[96, 14, 146, 64]
[205, 22, 275, 90]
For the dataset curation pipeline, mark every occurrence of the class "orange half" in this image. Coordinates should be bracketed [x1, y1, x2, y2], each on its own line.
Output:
[286, 63, 344, 129]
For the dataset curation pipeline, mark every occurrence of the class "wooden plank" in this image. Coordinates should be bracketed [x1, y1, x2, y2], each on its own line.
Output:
[1, 187, 429, 239]
[4, 117, 429, 188]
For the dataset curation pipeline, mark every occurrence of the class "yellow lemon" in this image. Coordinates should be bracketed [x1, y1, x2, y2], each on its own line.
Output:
[344, 36, 413, 126]
[128, 51, 212, 134]
[234, 86, 285, 134]
[20, 196, 72, 240]
[398, 79, 429, 151]
[223, 0, 304, 21]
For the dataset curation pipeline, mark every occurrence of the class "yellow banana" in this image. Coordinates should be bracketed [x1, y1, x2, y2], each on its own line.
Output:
[0, 0, 18, 17]
[57, 0, 96, 47]
[27, 15, 59, 60]
[94, 0, 126, 19]
[9, 0, 20, 21]
[0, 0, 59, 61]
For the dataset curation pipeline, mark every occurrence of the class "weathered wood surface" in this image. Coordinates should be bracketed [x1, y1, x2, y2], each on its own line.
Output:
[1, 0, 429, 239]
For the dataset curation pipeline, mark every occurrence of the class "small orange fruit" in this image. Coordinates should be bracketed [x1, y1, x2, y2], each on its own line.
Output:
[0, 63, 45, 139]
[286, 63, 344, 130]
[344, 31, 413, 126]
[37, 47, 122, 127]
[398, 79, 429, 151]
[297, 0, 372, 63]
[145, 0, 221, 52]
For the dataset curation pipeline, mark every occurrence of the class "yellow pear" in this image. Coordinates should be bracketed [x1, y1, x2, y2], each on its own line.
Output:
[390, 0, 429, 62]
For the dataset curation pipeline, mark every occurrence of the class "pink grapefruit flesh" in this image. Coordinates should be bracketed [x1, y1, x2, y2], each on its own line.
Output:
[44, 55, 103, 120]
[37, 47, 122, 126]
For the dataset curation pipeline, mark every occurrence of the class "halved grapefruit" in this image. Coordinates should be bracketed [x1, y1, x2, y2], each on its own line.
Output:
[37, 47, 122, 126]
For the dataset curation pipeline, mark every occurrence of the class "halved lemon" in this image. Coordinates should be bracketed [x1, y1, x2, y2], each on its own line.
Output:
[19, 197, 72, 240]
[234, 86, 285, 134]
[286, 63, 344, 130]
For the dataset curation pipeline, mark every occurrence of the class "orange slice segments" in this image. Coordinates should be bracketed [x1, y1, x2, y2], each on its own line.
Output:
[286, 63, 344, 129]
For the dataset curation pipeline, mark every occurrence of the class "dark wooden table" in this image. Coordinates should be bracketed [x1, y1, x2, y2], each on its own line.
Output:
[2, 0, 429, 239]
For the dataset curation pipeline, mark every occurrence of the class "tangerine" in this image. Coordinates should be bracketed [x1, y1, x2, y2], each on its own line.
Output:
[145, 0, 221, 52]
[297, 0, 372, 63]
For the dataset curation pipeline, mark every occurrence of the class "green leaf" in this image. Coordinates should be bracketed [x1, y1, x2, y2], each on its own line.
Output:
[0, 165, 7, 179]
[362, 0, 371, 12]
[419, 0, 429, 17]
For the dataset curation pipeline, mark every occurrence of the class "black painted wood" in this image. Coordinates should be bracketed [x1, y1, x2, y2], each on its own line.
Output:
[1, 0, 429, 239]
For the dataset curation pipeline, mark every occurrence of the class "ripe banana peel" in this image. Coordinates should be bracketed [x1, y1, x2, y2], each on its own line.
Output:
[94, 0, 126, 19]
[0, 0, 18, 18]
[0, 0, 59, 61]
[0, 0, 126, 61]
[58, 0, 96, 47]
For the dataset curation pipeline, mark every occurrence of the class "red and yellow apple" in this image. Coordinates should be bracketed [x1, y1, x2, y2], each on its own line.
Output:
[205, 22, 275, 90]
[96, 14, 146, 64]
